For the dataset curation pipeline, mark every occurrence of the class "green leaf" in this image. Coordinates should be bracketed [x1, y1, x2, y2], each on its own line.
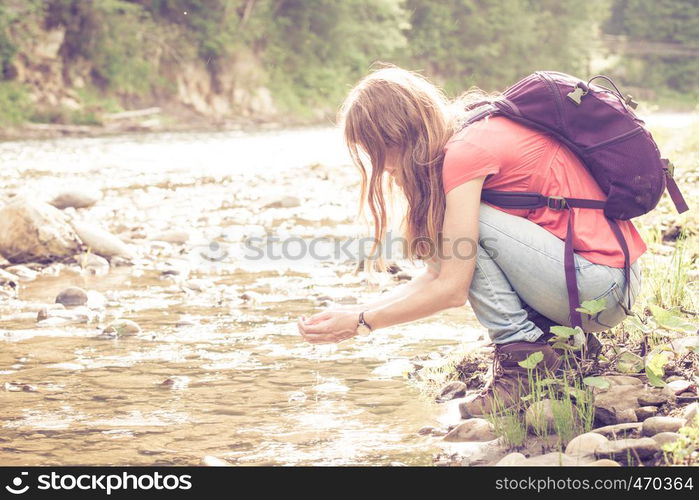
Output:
[535, 378, 562, 388]
[576, 297, 607, 316]
[626, 315, 653, 334]
[518, 350, 544, 370]
[617, 350, 644, 374]
[645, 350, 670, 388]
[649, 304, 697, 335]
[583, 376, 611, 389]
[549, 326, 579, 338]
[568, 387, 592, 402]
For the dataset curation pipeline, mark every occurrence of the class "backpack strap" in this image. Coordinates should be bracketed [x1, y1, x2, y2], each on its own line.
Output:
[662, 160, 689, 213]
[481, 190, 628, 329]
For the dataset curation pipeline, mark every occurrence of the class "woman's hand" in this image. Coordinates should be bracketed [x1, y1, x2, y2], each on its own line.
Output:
[297, 309, 360, 344]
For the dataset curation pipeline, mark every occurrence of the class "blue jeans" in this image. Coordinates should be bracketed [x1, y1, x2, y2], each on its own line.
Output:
[469, 203, 642, 344]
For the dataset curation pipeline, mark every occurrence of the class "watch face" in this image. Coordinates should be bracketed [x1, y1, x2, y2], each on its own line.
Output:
[357, 324, 371, 336]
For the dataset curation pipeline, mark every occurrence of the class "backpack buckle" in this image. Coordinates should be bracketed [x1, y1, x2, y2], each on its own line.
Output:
[547, 196, 568, 210]
[662, 159, 675, 178]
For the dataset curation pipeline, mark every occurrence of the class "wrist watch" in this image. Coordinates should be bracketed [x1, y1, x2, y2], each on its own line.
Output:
[357, 311, 373, 336]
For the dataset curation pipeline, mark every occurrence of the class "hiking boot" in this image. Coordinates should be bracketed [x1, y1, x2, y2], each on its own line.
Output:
[459, 341, 563, 419]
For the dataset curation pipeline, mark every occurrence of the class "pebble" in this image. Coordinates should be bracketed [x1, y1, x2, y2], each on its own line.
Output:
[99, 319, 142, 338]
[652, 432, 682, 447]
[594, 437, 660, 462]
[55, 287, 89, 307]
[263, 196, 300, 209]
[417, 426, 448, 437]
[641, 416, 685, 436]
[522, 452, 580, 466]
[183, 279, 212, 293]
[443, 418, 497, 442]
[683, 402, 698, 424]
[635, 406, 659, 421]
[71, 221, 135, 260]
[665, 379, 692, 395]
[395, 272, 412, 281]
[565, 432, 609, 457]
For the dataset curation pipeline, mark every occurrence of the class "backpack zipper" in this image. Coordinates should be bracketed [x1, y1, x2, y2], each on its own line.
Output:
[584, 126, 644, 152]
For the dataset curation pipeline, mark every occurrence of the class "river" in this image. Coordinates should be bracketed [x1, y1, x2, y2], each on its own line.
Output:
[0, 126, 483, 466]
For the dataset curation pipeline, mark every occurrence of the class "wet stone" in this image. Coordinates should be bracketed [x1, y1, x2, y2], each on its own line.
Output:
[55, 287, 88, 307]
[641, 416, 685, 436]
[78, 253, 110, 276]
[436, 381, 467, 403]
[71, 221, 135, 260]
[100, 319, 142, 338]
[4, 265, 37, 282]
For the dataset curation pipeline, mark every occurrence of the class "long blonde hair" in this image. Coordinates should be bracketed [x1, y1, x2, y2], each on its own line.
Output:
[339, 66, 481, 266]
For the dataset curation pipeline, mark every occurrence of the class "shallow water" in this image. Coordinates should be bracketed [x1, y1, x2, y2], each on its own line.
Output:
[0, 126, 484, 465]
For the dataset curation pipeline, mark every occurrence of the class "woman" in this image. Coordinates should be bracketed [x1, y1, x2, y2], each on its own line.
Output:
[297, 67, 643, 417]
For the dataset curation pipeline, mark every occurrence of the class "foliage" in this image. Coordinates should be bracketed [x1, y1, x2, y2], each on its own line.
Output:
[663, 414, 699, 466]
[0, 81, 32, 125]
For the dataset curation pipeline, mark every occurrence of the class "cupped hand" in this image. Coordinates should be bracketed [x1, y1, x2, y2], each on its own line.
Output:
[297, 309, 359, 344]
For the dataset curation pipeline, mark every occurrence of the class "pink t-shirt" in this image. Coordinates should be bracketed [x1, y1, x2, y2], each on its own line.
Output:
[442, 116, 646, 268]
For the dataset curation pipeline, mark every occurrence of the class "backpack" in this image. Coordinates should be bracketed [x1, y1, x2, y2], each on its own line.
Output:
[464, 71, 689, 328]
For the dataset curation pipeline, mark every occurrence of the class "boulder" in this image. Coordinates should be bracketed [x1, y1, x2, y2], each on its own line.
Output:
[0, 197, 82, 263]
[443, 418, 497, 442]
[71, 221, 135, 260]
[591, 422, 642, 438]
[99, 319, 142, 338]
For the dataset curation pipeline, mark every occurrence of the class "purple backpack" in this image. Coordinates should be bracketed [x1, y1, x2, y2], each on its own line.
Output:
[465, 71, 689, 328]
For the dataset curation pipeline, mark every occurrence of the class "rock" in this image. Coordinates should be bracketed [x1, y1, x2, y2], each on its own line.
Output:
[201, 456, 229, 466]
[37, 306, 94, 325]
[652, 432, 682, 447]
[635, 406, 659, 421]
[0, 196, 83, 263]
[641, 416, 685, 436]
[263, 196, 300, 209]
[395, 272, 412, 281]
[0, 269, 19, 291]
[4, 265, 37, 282]
[591, 422, 642, 438]
[55, 287, 88, 307]
[523, 452, 580, 466]
[565, 432, 609, 457]
[665, 379, 692, 396]
[100, 319, 141, 338]
[616, 408, 639, 423]
[77, 253, 110, 276]
[175, 318, 198, 328]
[495, 453, 527, 466]
[594, 438, 660, 463]
[49, 188, 102, 210]
[683, 402, 698, 424]
[437, 381, 467, 402]
[71, 221, 135, 260]
[443, 418, 497, 442]
[637, 389, 670, 406]
[587, 459, 621, 466]
[593, 384, 640, 425]
[417, 426, 447, 437]
[151, 230, 190, 245]
[526, 399, 565, 433]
